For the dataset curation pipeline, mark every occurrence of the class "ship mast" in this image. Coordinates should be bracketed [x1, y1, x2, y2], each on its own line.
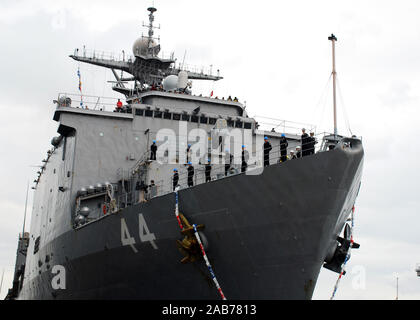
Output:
[328, 34, 338, 137]
[143, 6, 160, 57]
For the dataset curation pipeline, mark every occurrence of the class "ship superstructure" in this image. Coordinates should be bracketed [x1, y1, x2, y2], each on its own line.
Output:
[6, 7, 364, 300]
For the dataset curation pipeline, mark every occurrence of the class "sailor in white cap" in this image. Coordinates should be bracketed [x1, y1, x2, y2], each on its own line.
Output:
[296, 146, 302, 158]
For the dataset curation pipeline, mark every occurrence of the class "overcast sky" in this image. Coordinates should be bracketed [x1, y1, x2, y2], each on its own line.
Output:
[1, 0, 419, 300]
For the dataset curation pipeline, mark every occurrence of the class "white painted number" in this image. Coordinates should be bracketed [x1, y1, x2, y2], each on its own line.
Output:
[121, 218, 138, 253]
[120, 214, 158, 253]
[138, 213, 158, 249]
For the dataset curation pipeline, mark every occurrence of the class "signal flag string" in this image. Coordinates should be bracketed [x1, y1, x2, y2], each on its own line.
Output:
[77, 66, 84, 108]
[330, 206, 356, 300]
[174, 188, 227, 300]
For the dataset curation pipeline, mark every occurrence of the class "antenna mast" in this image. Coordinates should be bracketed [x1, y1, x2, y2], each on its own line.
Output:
[147, 7, 157, 48]
[142, 6, 160, 57]
[328, 34, 338, 137]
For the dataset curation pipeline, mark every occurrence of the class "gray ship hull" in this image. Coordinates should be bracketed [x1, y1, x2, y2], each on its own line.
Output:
[17, 139, 363, 300]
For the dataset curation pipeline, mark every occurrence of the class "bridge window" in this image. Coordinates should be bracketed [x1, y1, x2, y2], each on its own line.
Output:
[135, 109, 144, 116]
[200, 117, 208, 124]
[191, 115, 199, 123]
[163, 112, 172, 120]
[145, 109, 153, 117]
[182, 114, 190, 121]
[244, 122, 252, 129]
[154, 111, 162, 118]
[235, 121, 243, 128]
[173, 113, 181, 121]
[209, 118, 217, 125]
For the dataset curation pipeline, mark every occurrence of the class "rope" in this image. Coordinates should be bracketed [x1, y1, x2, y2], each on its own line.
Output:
[174, 187, 183, 230]
[312, 74, 332, 132]
[336, 76, 353, 136]
[330, 206, 356, 300]
[173, 189, 226, 300]
[193, 223, 226, 300]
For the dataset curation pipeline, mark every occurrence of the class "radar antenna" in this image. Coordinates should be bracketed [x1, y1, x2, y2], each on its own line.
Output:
[142, 6, 160, 57]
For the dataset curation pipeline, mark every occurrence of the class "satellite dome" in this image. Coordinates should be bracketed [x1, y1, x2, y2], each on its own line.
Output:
[132, 37, 159, 57]
[163, 75, 178, 91]
[177, 71, 188, 89]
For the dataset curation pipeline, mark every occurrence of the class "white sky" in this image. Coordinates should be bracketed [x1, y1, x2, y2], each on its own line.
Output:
[1, 0, 419, 299]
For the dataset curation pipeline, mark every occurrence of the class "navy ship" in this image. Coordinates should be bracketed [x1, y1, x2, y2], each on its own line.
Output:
[6, 7, 363, 300]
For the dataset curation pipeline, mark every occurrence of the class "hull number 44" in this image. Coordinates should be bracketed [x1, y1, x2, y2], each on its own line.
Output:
[121, 214, 158, 252]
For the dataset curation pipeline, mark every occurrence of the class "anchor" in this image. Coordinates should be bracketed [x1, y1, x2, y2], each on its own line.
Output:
[176, 213, 207, 263]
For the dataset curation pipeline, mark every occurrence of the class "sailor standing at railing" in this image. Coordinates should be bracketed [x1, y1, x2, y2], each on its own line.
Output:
[187, 162, 194, 187]
[296, 146, 302, 158]
[173, 169, 179, 191]
[308, 132, 317, 155]
[263, 136, 272, 167]
[301, 128, 310, 157]
[280, 133, 288, 162]
[241, 145, 248, 173]
[116, 99, 123, 112]
[205, 159, 212, 182]
[150, 140, 157, 160]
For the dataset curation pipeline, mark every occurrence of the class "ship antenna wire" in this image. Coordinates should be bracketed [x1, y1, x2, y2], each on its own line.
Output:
[312, 74, 332, 132]
[336, 76, 353, 136]
[181, 50, 187, 70]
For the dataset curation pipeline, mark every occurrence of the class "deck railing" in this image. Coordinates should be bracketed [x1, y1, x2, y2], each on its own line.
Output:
[74, 132, 359, 229]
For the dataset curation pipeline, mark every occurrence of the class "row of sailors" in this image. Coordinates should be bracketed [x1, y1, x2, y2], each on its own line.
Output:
[264, 128, 318, 165]
[213, 95, 239, 102]
[150, 130, 316, 164]
[169, 140, 318, 191]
